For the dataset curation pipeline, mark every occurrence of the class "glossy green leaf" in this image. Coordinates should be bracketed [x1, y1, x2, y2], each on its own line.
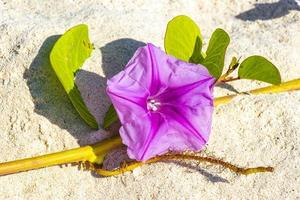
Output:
[238, 56, 281, 85]
[49, 24, 98, 129]
[202, 28, 230, 78]
[103, 105, 118, 129]
[164, 15, 204, 63]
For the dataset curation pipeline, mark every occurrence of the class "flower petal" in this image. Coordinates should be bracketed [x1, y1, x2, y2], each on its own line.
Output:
[161, 103, 213, 146]
[121, 110, 209, 161]
[120, 112, 163, 160]
[122, 43, 213, 95]
[107, 70, 148, 124]
[124, 43, 161, 95]
[107, 43, 215, 161]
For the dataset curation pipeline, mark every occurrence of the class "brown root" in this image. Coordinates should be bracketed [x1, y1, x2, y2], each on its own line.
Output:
[81, 153, 274, 177]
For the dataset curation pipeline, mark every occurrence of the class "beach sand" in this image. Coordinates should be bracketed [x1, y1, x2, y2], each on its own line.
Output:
[0, 0, 300, 199]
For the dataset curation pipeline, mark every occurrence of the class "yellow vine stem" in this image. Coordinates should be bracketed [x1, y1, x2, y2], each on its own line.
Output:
[87, 154, 274, 177]
[214, 78, 300, 106]
[0, 136, 122, 176]
[0, 78, 299, 176]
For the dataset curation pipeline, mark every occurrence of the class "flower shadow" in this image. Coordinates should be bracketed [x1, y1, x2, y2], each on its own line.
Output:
[99, 38, 146, 79]
[236, 0, 300, 21]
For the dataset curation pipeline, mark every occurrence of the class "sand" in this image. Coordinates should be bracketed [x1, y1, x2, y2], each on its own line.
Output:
[0, 0, 300, 199]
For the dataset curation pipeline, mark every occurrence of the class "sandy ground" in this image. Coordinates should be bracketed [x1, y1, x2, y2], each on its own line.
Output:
[1, 0, 300, 199]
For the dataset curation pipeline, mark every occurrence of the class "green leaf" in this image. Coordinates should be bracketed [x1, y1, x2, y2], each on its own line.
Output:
[49, 24, 98, 129]
[103, 105, 118, 129]
[202, 28, 230, 78]
[238, 56, 281, 85]
[164, 15, 204, 63]
[189, 36, 204, 64]
[229, 57, 239, 69]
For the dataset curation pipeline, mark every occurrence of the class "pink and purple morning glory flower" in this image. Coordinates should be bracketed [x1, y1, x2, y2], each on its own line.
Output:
[107, 43, 215, 161]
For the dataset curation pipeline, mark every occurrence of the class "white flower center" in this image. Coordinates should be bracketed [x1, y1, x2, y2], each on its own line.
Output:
[147, 99, 161, 112]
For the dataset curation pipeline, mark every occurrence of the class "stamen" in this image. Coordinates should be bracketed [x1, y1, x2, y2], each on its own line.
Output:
[147, 99, 161, 112]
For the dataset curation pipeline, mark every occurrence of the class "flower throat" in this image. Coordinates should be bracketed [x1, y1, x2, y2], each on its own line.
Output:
[147, 99, 161, 112]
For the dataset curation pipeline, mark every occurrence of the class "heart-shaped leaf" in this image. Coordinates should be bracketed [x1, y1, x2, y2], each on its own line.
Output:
[50, 24, 98, 129]
[238, 56, 281, 85]
[202, 28, 230, 78]
[164, 15, 204, 63]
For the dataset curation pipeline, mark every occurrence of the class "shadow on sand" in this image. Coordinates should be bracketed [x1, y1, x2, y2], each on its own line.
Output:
[24, 35, 93, 142]
[236, 0, 300, 21]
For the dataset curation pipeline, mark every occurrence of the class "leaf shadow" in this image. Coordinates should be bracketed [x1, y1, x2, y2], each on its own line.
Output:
[24, 35, 112, 147]
[24, 35, 98, 142]
[216, 83, 240, 94]
[236, 0, 300, 21]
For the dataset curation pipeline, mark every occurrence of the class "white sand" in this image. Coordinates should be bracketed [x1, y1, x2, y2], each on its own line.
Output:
[1, 0, 300, 199]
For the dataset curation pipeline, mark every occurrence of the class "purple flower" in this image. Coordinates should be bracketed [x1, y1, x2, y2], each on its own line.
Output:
[106, 43, 215, 161]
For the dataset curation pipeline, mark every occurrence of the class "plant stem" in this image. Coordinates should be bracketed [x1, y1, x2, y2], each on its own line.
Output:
[89, 154, 274, 177]
[216, 77, 240, 85]
[0, 136, 122, 176]
[214, 78, 300, 106]
[216, 56, 240, 84]
[0, 78, 299, 176]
